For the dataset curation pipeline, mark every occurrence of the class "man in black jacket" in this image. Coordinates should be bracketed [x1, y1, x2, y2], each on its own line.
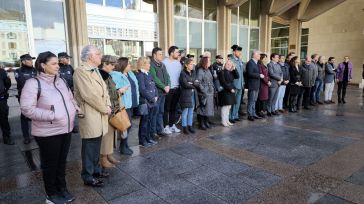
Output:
[0, 64, 14, 145]
[15, 54, 36, 144]
[246, 50, 264, 121]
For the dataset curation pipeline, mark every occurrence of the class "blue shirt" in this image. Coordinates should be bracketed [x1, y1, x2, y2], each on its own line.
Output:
[110, 71, 139, 109]
[162, 58, 182, 88]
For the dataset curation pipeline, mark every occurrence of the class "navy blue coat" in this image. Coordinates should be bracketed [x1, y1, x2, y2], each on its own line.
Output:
[246, 59, 260, 91]
[136, 71, 158, 106]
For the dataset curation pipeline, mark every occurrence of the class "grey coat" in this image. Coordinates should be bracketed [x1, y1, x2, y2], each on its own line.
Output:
[196, 68, 214, 117]
[324, 63, 336, 83]
[317, 63, 325, 81]
[301, 63, 316, 87]
[267, 62, 283, 88]
[310, 62, 319, 82]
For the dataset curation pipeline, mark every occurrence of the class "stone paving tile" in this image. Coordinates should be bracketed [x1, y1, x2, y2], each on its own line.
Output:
[346, 167, 364, 186]
[109, 189, 167, 204]
[0, 184, 45, 204]
[330, 181, 364, 204]
[313, 194, 354, 204]
[234, 167, 281, 190]
[173, 189, 229, 204]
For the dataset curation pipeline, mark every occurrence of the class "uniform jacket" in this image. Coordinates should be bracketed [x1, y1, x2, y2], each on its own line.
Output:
[15, 65, 37, 96]
[20, 72, 79, 137]
[73, 62, 111, 139]
[59, 63, 74, 90]
[0, 69, 11, 99]
[231, 56, 245, 89]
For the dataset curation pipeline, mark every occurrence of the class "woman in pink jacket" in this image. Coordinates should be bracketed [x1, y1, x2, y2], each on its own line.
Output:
[20, 51, 79, 204]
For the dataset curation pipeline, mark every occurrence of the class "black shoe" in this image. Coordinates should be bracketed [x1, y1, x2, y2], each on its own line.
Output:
[338, 99, 342, 104]
[272, 111, 278, 116]
[267, 112, 272, 117]
[23, 137, 31, 144]
[93, 171, 109, 179]
[182, 127, 190, 135]
[188, 126, 195, 134]
[234, 118, 241, 122]
[120, 139, 133, 155]
[59, 189, 75, 203]
[317, 101, 323, 105]
[248, 116, 255, 121]
[84, 179, 104, 187]
[342, 99, 346, 104]
[204, 119, 211, 129]
[139, 142, 152, 147]
[46, 194, 69, 204]
[3, 136, 15, 145]
[310, 102, 316, 106]
[229, 119, 236, 124]
[330, 100, 335, 104]
[254, 116, 262, 119]
[303, 106, 310, 110]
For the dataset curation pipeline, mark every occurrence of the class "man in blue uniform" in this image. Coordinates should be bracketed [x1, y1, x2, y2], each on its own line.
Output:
[0, 64, 14, 145]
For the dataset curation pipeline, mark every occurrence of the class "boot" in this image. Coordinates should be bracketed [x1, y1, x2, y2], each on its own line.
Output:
[198, 115, 206, 130]
[204, 116, 211, 129]
[182, 127, 190, 135]
[188, 126, 195, 134]
[100, 155, 115, 168]
[119, 139, 133, 156]
[3, 136, 15, 145]
[125, 138, 134, 154]
[107, 154, 120, 164]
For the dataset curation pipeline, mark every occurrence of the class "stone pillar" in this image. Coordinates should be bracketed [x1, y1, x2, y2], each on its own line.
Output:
[65, 0, 88, 68]
[259, 14, 272, 53]
[158, 0, 174, 53]
[217, 1, 231, 58]
[288, 19, 302, 56]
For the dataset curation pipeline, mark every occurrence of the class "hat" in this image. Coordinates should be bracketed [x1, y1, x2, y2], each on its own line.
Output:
[187, 54, 195, 58]
[20, 54, 35, 61]
[227, 54, 233, 59]
[58, 52, 72, 58]
[216, 55, 223, 59]
[231, 45, 242, 51]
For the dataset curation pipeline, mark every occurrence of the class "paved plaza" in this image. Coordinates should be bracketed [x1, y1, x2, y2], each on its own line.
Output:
[0, 87, 363, 204]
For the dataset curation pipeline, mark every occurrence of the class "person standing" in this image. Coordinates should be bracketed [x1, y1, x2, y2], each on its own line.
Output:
[298, 56, 315, 110]
[229, 45, 245, 123]
[111, 57, 139, 155]
[256, 54, 271, 118]
[74, 45, 111, 188]
[196, 57, 215, 129]
[136, 57, 159, 147]
[312, 56, 326, 104]
[267, 53, 283, 116]
[162, 46, 182, 134]
[336, 56, 353, 104]
[212, 55, 224, 102]
[246, 50, 264, 121]
[310, 54, 319, 105]
[324, 57, 336, 104]
[275, 55, 290, 112]
[283, 52, 296, 109]
[21, 51, 79, 203]
[149, 47, 171, 136]
[98, 55, 120, 168]
[179, 59, 199, 134]
[0, 64, 14, 145]
[289, 56, 303, 112]
[218, 60, 239, 126]
[15, 54, 37, 144]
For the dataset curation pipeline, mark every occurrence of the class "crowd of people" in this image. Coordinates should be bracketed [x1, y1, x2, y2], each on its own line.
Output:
[0, 44, 355, 204]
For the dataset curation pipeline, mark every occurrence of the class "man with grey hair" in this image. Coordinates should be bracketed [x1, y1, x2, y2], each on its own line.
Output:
[246, 50, 265, 121]
[73, 45, 111, 187]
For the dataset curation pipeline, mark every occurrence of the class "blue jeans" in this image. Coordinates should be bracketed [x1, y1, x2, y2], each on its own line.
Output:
[275, 85, 286, 110]
[313, 79, 324, 102]
[247, 89, 259, 117]
[230, 89, 242, 120]
[150, 95, 165, 135]
[182, 96, 195, 127]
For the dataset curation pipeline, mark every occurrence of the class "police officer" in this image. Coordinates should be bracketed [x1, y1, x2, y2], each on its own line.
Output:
[58, 52, 78, 133]
[15, 54, 36, 144]
[0, 64, 14, 145]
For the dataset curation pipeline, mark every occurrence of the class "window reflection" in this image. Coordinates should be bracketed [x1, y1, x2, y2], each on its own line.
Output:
[188, 0, 202, 19]
[106, 0, 122, 7]
[87, 0, 103, 5]
[174, 0, 186, 16]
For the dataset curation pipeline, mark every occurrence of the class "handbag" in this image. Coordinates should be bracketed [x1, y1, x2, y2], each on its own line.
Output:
[109, 106, 131, 132]
[137, 103, 149, 115]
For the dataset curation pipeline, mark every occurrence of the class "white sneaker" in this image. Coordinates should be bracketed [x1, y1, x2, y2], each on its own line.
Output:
[170, 124, 181, 133]
[162, 126, 172, 135]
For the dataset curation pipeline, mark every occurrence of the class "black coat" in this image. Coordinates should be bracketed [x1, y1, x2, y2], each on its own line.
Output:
[246, 59, 260, 91]
[289, 65, 302, 95]
[179, 70, 199, 109]
[218, 69, 239, 106]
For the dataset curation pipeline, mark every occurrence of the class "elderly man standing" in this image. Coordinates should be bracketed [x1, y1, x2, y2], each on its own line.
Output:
[74, 45, 111, 188]
[267, 53, 283, 116]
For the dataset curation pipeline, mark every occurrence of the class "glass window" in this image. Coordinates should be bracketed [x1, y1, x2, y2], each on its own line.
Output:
[204, 22, 216, 50]
[0, 0, 29, 66]
[189, 20, 202, 52]
[89, 38, 104, 54]
[271, 22, 289, 56]
[122, 0, 140, 10]
[300, 28, 309, 59]
[204, 0, 217, 21]
[188, 0, 202, 19]
[174, 17, 187, 49]
[231, 25, 237, 45]
[105, 39, 142, 62]
[250, 0, 260, 27]
[141, 0, 157, 13]
[249, 28, 259, 54]
[30, 0, 67, 55]
[87, 0, 103, 5]
[174, 0, 186, 17]
[239, 1, 249, 26]
[106, 0, 122, 7]
[239, 26, 248, 59]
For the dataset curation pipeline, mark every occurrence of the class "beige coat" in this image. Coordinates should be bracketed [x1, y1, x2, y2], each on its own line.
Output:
[73, 62, 111, 139]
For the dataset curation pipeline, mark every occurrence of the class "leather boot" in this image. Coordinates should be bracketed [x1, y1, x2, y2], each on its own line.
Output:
[188, 126, 195, 134]
[107, 154, 120, 164]
[100, 155, 115, 168]
[120, 139, 133, 156]
[182, 127, 190, 135]
[198, 115, 206, 130]
[204, 116, 211, 129]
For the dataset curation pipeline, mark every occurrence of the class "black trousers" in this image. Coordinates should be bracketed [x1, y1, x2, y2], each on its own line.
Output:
[163, 88, 180, 127]
[138, 107, 153, 144]
[337, 81, 348, 100]
[297, 87, 311, 108]
[256, 100, 267, 114]
[0, 100, 11, 138]
[81, 136, 102, 182]
[20, 113, 30, 139]
[283, 84, 291, 108]
[34, 133, 71, 196]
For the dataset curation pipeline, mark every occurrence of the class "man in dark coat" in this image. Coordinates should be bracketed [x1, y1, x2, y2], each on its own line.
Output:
[246, 50, 265, 121]
[298, 56, 315, 109]
[0, 64, 14, 145]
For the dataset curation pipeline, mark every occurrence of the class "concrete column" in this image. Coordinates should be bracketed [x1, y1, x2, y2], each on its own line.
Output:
[158, 0, 174, 53]
[288, 19, 302, 56]
[259, 14, 272, 53]
[65, 0, 88, 68]
[217, 1, 231, 58]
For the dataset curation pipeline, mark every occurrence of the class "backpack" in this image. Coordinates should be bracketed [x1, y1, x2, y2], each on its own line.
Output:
[34, 77, 69, 100]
